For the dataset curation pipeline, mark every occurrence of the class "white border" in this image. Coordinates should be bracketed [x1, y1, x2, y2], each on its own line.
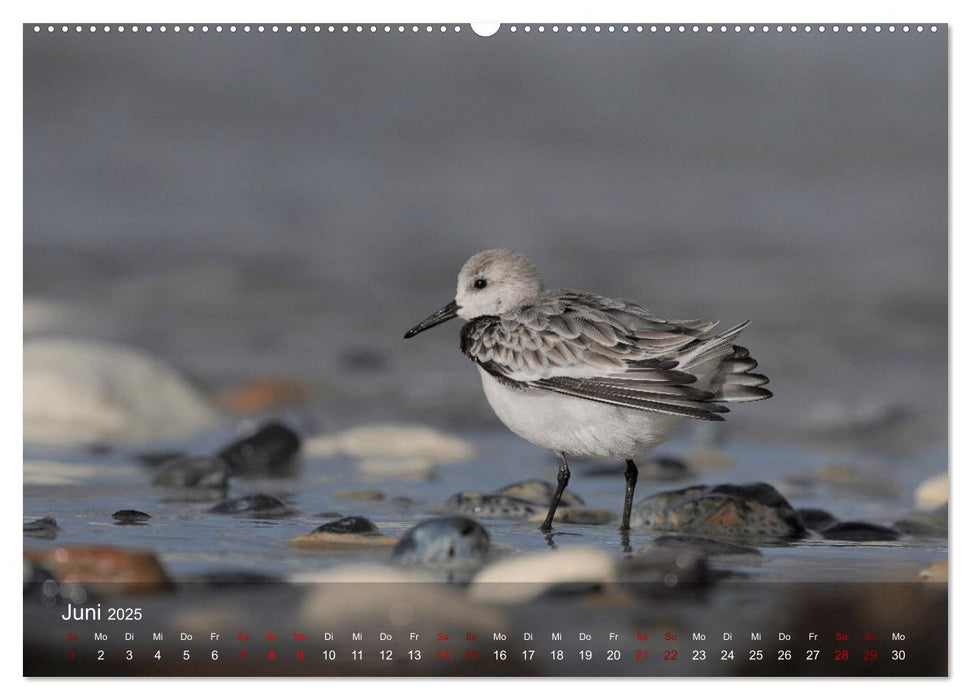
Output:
[5, 1, 962, 698]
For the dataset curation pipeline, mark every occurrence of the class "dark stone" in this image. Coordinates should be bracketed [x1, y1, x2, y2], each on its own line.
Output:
[112, 510, 151, 524]
[893, 511, 947, 538]
[218, 421, 301, 477]
[313, 511, 344, 519]
[442, 491, 542, 520]
[649, 535, 761, 556]
[797, 508, 839, 532]
[24, 516, 59, 540]
[623, 548, 711, 590]
[208, 494, 296, 516]
[630, 482, 807, 539]
[821, 522, 901, 542]
[152, 456, 230, 489]
[390, 516, 490, 568]
[86, 442, 112, 455]
[539, 582, 605, 598]
[312, 516, 380, 535]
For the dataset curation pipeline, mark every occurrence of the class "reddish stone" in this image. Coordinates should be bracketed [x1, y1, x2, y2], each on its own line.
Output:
[24, 545, 173, 593]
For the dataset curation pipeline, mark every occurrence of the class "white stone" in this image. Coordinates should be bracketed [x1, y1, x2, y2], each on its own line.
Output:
[305, 424, 474, 463]
[915, 473, 948, 510]
[24, 337, 221, 446]
[469, 547, 617, 604]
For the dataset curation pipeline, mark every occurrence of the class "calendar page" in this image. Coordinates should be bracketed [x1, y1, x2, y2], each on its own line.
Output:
[22, 21, 948, 677]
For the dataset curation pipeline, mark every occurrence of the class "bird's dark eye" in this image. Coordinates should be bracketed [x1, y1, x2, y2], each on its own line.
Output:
[473, 278, 488, 290]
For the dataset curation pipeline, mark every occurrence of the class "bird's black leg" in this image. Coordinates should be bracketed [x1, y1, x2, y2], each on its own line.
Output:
[621, 458, 639, 532]
[540, 452, 570, 532]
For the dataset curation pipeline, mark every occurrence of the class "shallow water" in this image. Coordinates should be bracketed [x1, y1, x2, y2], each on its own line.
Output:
[23, 427, 947, 583]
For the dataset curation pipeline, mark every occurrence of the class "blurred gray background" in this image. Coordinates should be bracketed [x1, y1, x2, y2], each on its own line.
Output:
[23, 26, 947, 449]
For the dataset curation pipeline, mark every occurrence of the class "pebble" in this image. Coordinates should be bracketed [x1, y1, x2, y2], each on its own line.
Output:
[23, 545, 172, 593]
[918, 561, 947, 582]
[214, 377, 307, 414]
[112, 510, 151, 524]
[469, 548, 617, 604]
[496, 480, 585, 507]
[645, 535, 761, 557]
[443, 491, 542, 520]
[218, 421, 301, 477]
[796, 508, 839, 532]
[914, 473, 948, 511]
[305, 424, 474, 464]
[208, 494, 296, 516]
[24, 337, 219, 446]
[23, 516, 59, 540]
[443, 480, 588, 521]
[289, 517, 398, 551]
[527, 507, 616, 526]
[288, 533, 398, 551]
[390, 517, 490, 569]
[151, 456, 230, 489]
[820, 522, 901, 542]
[312, 516, 380, 535]
[623, 548, 710, 588]
[893, 510, 947, 538]
[335, 489, 384, 501]
[630, 482, 807, 539]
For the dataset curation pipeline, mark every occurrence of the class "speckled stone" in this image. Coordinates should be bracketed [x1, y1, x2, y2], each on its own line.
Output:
[443, 491, 542, 520]
[496, 480, 585, 507]
[444, 480, 588, 521]
[630, 482, 806, 539]
[390, 516, 490, 568]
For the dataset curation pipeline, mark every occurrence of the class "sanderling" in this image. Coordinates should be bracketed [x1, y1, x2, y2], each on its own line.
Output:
[404, 249, 772, 532]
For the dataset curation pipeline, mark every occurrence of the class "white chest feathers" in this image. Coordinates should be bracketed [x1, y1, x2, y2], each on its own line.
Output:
[477, 368, 682, 460]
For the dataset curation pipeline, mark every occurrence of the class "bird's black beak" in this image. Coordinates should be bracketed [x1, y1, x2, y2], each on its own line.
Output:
[404, 300, 460, 339]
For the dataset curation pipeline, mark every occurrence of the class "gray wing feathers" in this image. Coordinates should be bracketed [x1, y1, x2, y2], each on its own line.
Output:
[710, 344, 773, 403]
[461, 292, 770, 419]
[532, 376, 728, 421]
